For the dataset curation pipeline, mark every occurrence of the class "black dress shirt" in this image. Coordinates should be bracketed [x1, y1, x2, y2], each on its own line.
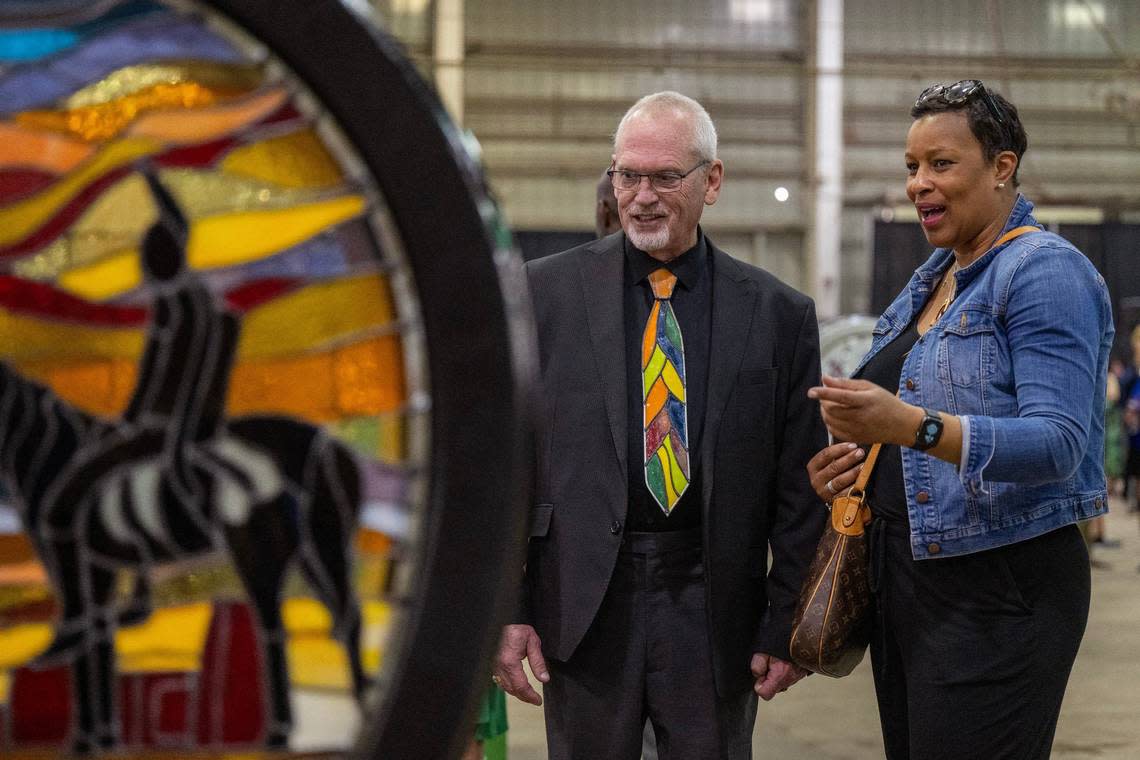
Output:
[623, 230, 712, 531]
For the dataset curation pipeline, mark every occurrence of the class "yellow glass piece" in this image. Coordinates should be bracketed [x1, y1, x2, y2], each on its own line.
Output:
[0, 122, 93, 171]
[666, 438, 688, 489]
[378, 412, 406, 462]
[236, 274, 394, 360]
[12, 171, 338, 280]
[222, 128, 345, 189]
[56, 248, 142, 301]
[0, 598, 387, 695]
[64, 60, 264, 109]
[0, 310, 143, 363]
[160, 168, 340, 217]
[642, 344, 666, 391]
[657, 446, 679, 506]
[17, 82, 226, 142]
[0, 622, 52, 670]
[192, 195, 365, 267]
[56, 195, 365, 300]
[127, 87, 289, 143]
[661, 358, 686, 402]
[0, 137, 160, 247]
[116, 603, 212, 673]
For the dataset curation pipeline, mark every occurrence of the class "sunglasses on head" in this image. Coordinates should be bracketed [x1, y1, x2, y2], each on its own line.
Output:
[915, 79, 1005, 125]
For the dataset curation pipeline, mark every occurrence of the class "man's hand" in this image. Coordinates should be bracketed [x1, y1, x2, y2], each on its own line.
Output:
[750, 653, 808, 701]
[493, 624, 549, 706]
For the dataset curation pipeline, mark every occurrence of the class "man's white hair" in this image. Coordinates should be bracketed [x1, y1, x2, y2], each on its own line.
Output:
[613, 91, 718, 162]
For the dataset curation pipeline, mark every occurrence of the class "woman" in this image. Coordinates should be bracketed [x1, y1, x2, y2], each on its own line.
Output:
[806, 80, 1113, 759]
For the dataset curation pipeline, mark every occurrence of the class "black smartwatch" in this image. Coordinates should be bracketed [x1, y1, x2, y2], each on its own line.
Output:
[913, 408, 944, 451]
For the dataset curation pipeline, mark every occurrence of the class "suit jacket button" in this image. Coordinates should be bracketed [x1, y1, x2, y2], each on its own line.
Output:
[916, 490, 930, 503]
[927, 543, 941, 555]
[610, 520, 623, 535]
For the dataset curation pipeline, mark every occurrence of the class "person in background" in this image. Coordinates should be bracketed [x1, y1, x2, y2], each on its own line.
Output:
[495, 91, 826, 759]
[807, 80, 1112, 759]
[596, 168, 621, 239]
[1122, 325, 1140, 515]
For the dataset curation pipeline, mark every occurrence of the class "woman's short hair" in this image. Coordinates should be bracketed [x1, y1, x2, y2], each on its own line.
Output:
[911, 87, 1029, 186]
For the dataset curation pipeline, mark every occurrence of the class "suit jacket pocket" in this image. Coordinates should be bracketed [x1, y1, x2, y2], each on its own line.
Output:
[530, 503, 553, 538]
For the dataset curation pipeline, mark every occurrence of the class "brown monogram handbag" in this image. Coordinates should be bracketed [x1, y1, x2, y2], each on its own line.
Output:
[788, 442, 882, 677]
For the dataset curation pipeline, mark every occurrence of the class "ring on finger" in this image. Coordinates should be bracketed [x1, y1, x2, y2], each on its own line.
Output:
[825, 479, 837, 496]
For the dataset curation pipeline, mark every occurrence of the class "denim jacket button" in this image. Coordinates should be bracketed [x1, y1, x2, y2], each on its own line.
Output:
[905, 378, 916, 390]
[916, 490, 930, 503]
[927, 543, 941, 555]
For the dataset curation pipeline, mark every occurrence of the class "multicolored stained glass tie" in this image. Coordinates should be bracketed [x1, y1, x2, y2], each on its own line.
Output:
[643, 268, 689, 514]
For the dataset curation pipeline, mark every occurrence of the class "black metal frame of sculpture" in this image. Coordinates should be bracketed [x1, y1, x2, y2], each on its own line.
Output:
[0, 0, 532, 756]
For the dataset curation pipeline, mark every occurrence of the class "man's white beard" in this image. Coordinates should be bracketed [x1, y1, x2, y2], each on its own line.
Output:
[626, 226, 670, 252]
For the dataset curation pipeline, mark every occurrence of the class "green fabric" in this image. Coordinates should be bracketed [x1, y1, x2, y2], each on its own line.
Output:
[474, 685, 508, 742]
[1106, 402, 1125, 479]
[482, 732, 507, 760]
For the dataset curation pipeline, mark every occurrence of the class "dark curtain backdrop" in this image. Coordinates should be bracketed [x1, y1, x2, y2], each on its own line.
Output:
[872, 221, 1140, 359]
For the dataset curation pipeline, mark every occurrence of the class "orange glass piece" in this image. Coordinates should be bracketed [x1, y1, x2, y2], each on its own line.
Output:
[127, 88, 289, 143]
[228, 334, 406, 421]
[17, 333, 405, 423]
[63, 61, 264, 110]
[17, 82, 229, 142]
[0, 123, 93, 172]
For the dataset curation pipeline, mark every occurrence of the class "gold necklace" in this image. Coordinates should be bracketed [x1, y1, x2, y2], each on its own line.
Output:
[932, 261, 961, 322]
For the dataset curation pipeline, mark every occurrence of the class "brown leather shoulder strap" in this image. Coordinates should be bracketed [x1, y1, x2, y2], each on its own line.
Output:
[993, 225, 1039, 248]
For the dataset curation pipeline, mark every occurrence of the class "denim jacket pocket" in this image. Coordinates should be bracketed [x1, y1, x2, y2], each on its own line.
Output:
[937, 308, 996, 388]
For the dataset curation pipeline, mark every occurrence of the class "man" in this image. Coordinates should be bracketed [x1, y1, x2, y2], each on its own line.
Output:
[494, 92, 826, 759]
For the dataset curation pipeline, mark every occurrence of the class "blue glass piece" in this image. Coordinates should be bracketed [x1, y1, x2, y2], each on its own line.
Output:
[0, 1, 161, 63]
[666, 397, 687, 442]
[0, 29, 80, 61]
[655, 317, 685, 379]
[0, 12, 245, 113]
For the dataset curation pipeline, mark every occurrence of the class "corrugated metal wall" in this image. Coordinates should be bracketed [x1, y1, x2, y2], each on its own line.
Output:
[374, 0, 1140, 312]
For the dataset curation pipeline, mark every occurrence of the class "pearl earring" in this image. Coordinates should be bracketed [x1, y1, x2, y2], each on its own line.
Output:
[997, 182, 1005, 189]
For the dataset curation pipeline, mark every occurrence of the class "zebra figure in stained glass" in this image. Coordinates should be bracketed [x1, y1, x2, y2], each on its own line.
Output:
[2, 169, 370, 754]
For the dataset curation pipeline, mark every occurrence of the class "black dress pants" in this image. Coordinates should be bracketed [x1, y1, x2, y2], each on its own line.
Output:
[870, 521, 1089, 760]
[543, 529, 757, 760]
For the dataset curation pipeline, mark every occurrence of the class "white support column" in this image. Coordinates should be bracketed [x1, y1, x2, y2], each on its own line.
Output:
[812, 0, 844, 319]
[433, 0, 464, 125]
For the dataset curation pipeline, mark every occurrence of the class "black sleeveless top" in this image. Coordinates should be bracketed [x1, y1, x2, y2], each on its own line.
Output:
[851, 318, 920, 524]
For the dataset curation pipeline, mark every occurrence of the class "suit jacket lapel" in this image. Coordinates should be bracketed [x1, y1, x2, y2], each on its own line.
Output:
[578, 238, 628, 483]
[701, 246, 757, 510]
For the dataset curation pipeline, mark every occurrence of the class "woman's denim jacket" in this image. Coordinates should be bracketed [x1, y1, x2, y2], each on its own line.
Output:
[853, 196, 1114, 559]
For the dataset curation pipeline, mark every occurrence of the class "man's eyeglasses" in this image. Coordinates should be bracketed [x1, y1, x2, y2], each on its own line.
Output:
[607, 160, 710, 193]
[915, 79, 1005, 125]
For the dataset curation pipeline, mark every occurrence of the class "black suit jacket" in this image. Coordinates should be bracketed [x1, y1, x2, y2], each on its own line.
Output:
[522, 232, 827, 696]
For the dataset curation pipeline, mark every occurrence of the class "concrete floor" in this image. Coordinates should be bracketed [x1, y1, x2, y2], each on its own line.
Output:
[506, 495, 1140, 759]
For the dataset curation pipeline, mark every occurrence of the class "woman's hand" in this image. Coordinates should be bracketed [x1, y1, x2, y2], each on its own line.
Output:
[807, 442, 865, 502]
[808, 375, 921, 446]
